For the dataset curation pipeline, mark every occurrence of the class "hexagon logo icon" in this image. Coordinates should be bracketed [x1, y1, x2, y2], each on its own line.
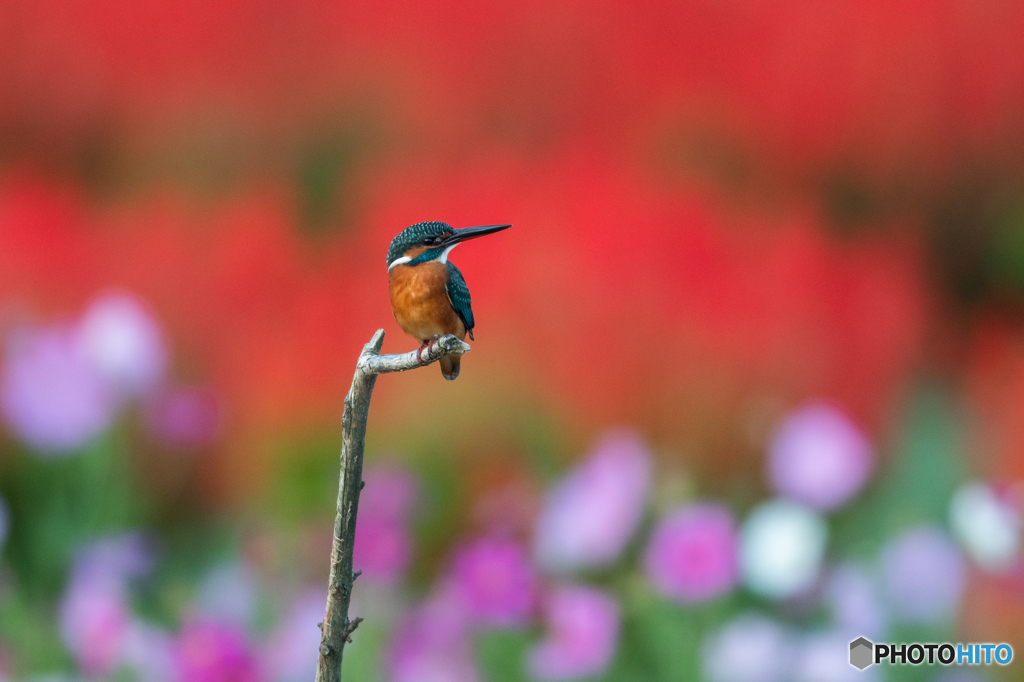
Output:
[849, 637, 874, 670]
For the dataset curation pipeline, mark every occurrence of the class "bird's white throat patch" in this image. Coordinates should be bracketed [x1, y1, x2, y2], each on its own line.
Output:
[388, 243, 459, 271]
[436, 243, 459, 263]
[388, 256, 411, 271]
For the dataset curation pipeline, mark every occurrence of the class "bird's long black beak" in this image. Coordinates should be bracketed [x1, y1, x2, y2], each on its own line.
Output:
[449, 224, 511, 244]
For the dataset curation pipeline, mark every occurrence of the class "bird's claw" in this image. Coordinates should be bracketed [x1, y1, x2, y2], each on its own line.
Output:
[417, 336, 440, 366]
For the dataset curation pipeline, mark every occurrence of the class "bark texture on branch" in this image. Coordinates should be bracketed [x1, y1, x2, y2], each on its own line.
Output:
[315, 329, 471, 682]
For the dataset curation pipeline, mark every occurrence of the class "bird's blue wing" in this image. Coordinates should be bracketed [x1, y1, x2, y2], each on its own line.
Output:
[446, 262, 475, 340]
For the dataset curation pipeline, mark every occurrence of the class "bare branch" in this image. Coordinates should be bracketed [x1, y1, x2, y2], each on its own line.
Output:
[361, 332, 471, 375]
[315, 329, 469, 682]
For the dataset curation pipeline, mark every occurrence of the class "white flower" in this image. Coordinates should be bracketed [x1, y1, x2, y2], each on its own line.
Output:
[79, 292, 167, 396]
[949, 481, 1021, 573]
[739, 499, 828, 600]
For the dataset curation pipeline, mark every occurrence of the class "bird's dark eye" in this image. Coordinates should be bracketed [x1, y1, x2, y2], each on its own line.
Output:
[424, 237, 436, 245]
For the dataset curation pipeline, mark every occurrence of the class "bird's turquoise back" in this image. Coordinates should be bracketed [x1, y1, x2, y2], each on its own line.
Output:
[445, 261, 475, 340]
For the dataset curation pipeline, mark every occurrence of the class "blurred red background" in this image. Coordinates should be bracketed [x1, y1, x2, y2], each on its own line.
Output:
[3, 1, 1024, 670]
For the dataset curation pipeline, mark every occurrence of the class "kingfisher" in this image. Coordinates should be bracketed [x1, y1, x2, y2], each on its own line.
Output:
[387, 221, 511, 380]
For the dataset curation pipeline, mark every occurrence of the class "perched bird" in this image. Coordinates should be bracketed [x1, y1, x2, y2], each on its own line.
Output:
[387, 221, 511, 380]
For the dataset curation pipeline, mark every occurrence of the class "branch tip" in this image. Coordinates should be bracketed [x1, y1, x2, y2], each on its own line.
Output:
[367, 329, 385, 354]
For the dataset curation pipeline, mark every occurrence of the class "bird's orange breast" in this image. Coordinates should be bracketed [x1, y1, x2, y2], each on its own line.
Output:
[389, 262, 466, 342]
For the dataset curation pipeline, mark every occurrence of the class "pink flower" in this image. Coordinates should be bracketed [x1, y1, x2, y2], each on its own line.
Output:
[1, 323, 116, 454]
[354, 466, 418, 583]
[1, 292, 169, 454]
[534, 430, 651, 572]
[643, 503, 738, 604]
[527, 585, 620, 681]
[174, 619, 261, 682]
[59, 534, 153, 676]
[386, 588, 479, 682]
[60, 577, 131, 676]
[450, 537, 536, 627]
[144, 387, 221, 447]
[767, 403, 874, 511]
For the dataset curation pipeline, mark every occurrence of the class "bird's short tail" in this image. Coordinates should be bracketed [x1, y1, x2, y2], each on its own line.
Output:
[440, 355, 461, 381]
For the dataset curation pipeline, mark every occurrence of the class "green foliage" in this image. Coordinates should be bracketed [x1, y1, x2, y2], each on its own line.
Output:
[0, 432, 144, 599]
[0, 590, 73, 675]
[270, 429, 344, 525]
[0, 431, 146, 671]
[345, 617, 389, 682]
[477, 630, 534, 682]
[831, 386, 965, 558]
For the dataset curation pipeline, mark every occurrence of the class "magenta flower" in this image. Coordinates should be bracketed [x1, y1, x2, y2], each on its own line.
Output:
[880, 525, 966, 625]
[1, 323, 116, 454]
[59, 534, 153, 676]
[354, 465, 418, 583]
[767, 402, 874, 511]
[353, 514, 411, 584]
[527, 585, 621, 681]
[534, 430, 652, 572]
[386, 587, 479, 682]
[144, 387, 221, 447]
[79, 292, 167, 397]
[643, 503, 738, 604]
[174, 619, 261, 682]
[449, 537, 536, 627]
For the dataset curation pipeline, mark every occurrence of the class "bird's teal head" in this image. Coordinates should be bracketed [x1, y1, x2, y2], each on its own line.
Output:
[387, 221, 511, 270]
